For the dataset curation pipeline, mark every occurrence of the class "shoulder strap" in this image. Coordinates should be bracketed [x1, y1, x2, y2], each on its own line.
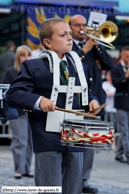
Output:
[37, 50, 88, 106]
[37, 50, 60, 86]
[37, 50, 54, 73]
[66, 51, 88, 87]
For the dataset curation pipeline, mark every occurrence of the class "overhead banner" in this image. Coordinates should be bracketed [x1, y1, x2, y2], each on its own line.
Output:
[26, 5, 114, 50]
[26, 5, 89, 50]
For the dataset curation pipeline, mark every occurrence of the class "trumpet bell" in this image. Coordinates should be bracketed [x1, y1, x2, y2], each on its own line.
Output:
[99, 21, 118, 43]
[83, 21, 118, 49]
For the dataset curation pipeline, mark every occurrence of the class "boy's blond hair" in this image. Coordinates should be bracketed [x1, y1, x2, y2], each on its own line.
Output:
[38, 18, 67, 49]
[14, 45, 31, 72]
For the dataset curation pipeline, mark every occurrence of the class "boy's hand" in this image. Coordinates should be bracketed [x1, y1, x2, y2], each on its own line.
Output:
[88, 99, 100, 115]
[39, 97, 56, 112]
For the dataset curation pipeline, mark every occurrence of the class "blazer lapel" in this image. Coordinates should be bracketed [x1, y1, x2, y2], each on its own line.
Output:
[120, 63, 126, 75]
[72, 41, 79, 52]
[67, 57, 80, 86]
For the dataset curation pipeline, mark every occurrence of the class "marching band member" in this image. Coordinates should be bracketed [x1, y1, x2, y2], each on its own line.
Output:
[6, 18, 99, 194]
[69, 14, 115, 194]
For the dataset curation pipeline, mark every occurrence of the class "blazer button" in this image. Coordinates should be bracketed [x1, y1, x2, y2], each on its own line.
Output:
[80, 57, 82, 60]
[29, 110, 32, 112]
[23, 109, 26, 111]
[82, 55, 85, 58]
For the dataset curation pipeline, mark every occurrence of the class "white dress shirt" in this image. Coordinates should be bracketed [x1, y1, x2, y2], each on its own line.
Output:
[31, 48, 42, 59]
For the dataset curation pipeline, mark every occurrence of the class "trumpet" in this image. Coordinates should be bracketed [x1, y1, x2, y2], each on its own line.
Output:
[80, 21, 118, 50]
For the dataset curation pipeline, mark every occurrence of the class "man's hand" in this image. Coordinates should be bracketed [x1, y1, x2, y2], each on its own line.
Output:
[82, 38, 99, 54]
[39, 97, 56, 112]
[88, 99, 100, 115]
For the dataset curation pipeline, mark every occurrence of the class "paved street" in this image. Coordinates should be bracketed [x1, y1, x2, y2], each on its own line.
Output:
[0, 146, 129, 194]
[88, 149, 129, 194]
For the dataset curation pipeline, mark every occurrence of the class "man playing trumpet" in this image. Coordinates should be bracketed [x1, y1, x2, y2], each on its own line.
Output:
[69, 14, 115, 194]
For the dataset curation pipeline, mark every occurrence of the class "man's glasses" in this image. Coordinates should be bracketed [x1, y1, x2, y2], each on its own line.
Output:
[71, 23, 87, 27]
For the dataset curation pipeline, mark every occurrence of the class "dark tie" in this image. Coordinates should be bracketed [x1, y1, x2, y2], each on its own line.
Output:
[60, 60, 69, 85]
[78, 42, 84, 48]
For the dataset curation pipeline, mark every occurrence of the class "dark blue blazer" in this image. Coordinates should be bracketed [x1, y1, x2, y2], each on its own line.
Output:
[72, 42, 115, 115]
[111, 63, 129, 110]
[6, 57, 97, 153]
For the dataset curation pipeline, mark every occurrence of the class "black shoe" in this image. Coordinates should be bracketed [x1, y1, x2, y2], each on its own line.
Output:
[14, 174, 22, 179]
[115, 157, 127, 163]
[82, 186, 98, 193]
[22, 173, 34, 178]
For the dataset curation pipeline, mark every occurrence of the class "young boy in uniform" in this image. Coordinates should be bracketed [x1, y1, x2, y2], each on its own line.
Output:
[6, 18, 99, 194]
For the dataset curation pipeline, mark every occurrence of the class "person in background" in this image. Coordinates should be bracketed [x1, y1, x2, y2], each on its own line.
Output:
[2, 45, 33, 179]
[69, 14, 115, 194]
[0, 40, 15, 82]
[111, 46, 129, 164]
[6, 18, 100, 194]
[102, 71, 117, 151]
[112, 48, 123, 65]
[116, 48, 123, 65]
[31, 40, 45, 59]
